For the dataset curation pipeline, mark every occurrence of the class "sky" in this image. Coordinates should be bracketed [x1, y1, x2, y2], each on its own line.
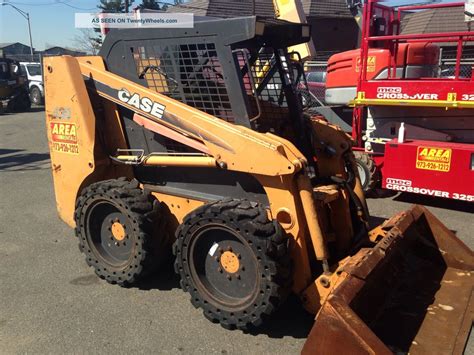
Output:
[0, 0, 176, 51]
[0, 0, 463, 51]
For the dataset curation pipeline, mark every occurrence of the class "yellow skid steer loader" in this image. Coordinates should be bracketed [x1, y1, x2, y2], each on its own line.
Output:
[44, 17, 473, 353]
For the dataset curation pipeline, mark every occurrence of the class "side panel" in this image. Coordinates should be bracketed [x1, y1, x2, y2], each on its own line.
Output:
[382, 139, 474, 201]
[44, 56, 132, 227]
[44, 56, 98, 227]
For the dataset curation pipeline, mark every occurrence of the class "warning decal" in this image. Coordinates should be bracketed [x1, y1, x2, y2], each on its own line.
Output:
[50, 122, 79, 154]
[416, 146, 451, 172]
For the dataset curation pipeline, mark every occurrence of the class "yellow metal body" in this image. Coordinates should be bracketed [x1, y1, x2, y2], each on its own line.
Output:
[44, 54, 361, 305]
[273, 0, 316, 60]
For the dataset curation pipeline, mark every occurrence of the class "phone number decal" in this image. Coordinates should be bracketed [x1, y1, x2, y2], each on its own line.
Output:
[50, 122, 79, 155]
[416, 146, 451, 172]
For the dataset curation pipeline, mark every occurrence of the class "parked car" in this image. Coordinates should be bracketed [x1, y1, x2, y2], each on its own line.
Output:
[299, 70, 327, 106]
[0, 58, 31, 112]
[440, 65, 471, 79]
[19, 62, 44, 105]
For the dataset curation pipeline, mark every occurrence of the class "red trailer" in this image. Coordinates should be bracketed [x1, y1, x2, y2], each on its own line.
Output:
[325, 0, 474, 202]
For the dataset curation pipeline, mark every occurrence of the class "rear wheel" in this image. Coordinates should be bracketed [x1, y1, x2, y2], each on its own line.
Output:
[30, 86, 43, 105]
[174, 198, 290, 330]
[354, 151, 379, 192]
[75, 178, 167, 286]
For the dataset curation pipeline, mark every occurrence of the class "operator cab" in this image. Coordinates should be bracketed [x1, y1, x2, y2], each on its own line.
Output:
[100, 16, 313, 157]
[98, 16, 314, 197]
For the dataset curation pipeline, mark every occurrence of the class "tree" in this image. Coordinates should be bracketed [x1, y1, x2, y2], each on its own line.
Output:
[97, 0, 125, 13]
[138, 0, 162, 10]
[92, 1, 135, 49]
[73, 29, 101, 55]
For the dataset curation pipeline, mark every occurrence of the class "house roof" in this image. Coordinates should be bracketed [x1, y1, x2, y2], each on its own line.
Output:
[167, 0, 208, 15]
[401, 6, 469, 34]
[44, 46, 75, 51]
[41, 46, 86, 55]
[0, 42, 27, 48]
[167, 0, 275, 17]
[167, 0, 353, 19]
[301, 0, 352, 18]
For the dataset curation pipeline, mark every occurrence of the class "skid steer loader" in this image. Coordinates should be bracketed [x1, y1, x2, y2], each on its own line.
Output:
[44, 17, 473, 353]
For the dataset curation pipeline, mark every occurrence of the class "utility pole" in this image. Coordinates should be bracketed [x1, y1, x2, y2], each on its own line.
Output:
[125, 0, 130, 12]
[1, 2, 35, 61]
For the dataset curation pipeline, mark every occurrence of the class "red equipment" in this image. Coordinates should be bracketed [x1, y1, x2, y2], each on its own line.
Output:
[326, 0, 474, 202]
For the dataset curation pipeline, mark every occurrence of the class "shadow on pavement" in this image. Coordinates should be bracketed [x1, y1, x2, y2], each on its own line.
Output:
[0, 151, 50, 171]
[246, 294, 313, 339]
[368, 215, 388, 229]
[135, 260, 180, 291]
[366, 189, 398, 199]
[135, 260, 313, 339]
[394, 193, 474, 214]
[0, 148, 24, 156]
[0, 107, 44, 115]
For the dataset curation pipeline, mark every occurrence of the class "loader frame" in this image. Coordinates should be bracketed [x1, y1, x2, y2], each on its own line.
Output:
[44, 18, 367, 305]
[44, 15, 474, 354]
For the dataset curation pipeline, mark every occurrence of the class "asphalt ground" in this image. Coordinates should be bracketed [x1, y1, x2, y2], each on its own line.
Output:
[1, 110, 473, 354]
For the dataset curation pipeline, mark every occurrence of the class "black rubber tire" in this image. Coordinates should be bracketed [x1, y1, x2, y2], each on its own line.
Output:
[354, 151, 380, 192]
[30, 86, 43, 105]
[75, 178, 167, 286]
[173, 198, 291, 330]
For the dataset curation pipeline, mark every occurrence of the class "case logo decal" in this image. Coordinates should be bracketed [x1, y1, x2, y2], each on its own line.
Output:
[118, 88, 165, 119]
[416, 146, 451, 172]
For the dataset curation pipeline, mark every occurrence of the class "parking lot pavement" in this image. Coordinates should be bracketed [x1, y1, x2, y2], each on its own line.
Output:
[1, 110, 472, 354]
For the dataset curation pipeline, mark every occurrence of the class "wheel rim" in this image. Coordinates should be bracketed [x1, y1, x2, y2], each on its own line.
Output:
[85, 200, 133, 267]
[189, 224, 259, 310]
[356, 161, 369, 189]
[32, 89, 40, 104]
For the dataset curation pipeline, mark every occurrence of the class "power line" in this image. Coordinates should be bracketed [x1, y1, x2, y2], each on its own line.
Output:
[4, 0, 202, 12]
[4, 0, 97, 10]
[3, 0, 67, 6]
[56, 1, 97, 10]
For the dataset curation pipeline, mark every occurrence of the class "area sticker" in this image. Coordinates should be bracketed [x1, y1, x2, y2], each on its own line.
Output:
[50, 122, 79, 155]
[416, 146, 451, 172]
[356, 56, 376, 73]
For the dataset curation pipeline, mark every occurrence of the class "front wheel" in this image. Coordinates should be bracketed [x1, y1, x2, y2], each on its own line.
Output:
[174, 198, 291, 330]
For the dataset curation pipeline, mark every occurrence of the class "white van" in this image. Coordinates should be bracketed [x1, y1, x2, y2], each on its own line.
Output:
[19, 62, 44, 105]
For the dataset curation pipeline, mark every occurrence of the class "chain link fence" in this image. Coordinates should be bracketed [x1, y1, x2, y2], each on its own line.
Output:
[303, 61, 327, 105]
[439, 46, 474, 79]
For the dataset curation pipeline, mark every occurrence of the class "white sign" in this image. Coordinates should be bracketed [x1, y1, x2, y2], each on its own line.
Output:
[75, 13, 194, 28]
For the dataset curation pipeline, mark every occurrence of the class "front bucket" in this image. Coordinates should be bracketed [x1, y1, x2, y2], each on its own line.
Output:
[302, 205, 473, 355]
